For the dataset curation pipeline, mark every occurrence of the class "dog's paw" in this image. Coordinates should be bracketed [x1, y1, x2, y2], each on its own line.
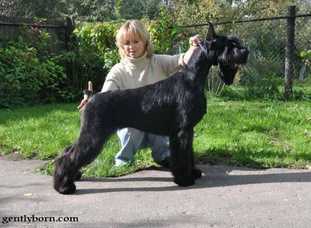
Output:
[174, 176, 195, 187]
[55, 182, 76, 195]
[192, 168, 202, 179]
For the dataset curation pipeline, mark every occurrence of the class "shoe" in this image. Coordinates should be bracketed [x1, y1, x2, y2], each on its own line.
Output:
[110, 159, 130, 175]
[114, 159, 129, 167]
[157, 157, 170, 169]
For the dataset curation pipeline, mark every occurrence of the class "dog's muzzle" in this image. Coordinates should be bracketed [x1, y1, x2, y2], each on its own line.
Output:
[234, 48, 249, 64]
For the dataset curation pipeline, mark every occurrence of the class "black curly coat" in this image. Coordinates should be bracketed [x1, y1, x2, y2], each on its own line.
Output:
[54, 24, 248, 194]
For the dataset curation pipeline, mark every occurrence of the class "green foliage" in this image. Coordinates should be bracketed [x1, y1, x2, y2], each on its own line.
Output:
[242, 73, 283, 100]
[18, 25, 52, 57]
[300, 50, 311, 66]
[148, 7, 181, 54]
[4, 0, 162, 21]
[68, 0, 116, 21]
[144, 0, 162, 19]
[172, 0, 220, 25]
[74, 22, 120, 69]
[115, 0, 144, 19]
[3, 0, 116, 21]
[0, 41, 66, 106]
[70, 22, 121, 91]
[115, 0, 162, 20]
[225, 20, 286, 99]
[10, 0, 62, 18]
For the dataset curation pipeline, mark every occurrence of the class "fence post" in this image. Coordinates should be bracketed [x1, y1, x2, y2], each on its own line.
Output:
[64, 17, 74, 50]
[284, 5, 296, 100]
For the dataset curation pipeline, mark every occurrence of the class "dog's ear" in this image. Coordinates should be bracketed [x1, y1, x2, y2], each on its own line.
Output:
[206, 22, 216, 40]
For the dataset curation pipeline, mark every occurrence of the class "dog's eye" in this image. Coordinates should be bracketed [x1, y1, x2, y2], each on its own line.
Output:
[231, 40, 238, 45]
[231, 41, 241, 48]
[228, 37, 241, 47]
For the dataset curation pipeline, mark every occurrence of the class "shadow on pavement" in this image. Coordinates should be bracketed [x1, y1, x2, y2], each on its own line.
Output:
[75, 165, 311, 195]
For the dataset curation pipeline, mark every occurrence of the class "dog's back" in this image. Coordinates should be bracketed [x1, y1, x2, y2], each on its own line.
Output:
[83, 71, 194, 135]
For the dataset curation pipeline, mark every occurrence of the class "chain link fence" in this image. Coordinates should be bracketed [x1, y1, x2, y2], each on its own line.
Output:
[176, 8, 311, 98]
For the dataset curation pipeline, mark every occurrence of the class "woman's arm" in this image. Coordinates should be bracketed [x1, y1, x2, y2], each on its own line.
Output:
[154, 35, 202, 75]
[182, 34, 201, 65]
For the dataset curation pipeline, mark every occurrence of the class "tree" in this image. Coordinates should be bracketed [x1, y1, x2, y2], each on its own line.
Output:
[115, 0, 145, 19]
[0, 0, 116, 21]
[145, 0, 162, 19]
[65, 0, 116, 21]
[0, 0, 16, 17]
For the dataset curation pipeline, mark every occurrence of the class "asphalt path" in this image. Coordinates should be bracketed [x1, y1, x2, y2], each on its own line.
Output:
[1, 156, 311, 228]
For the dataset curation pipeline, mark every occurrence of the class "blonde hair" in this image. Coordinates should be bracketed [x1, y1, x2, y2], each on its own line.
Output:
[116, 20, 153, 59]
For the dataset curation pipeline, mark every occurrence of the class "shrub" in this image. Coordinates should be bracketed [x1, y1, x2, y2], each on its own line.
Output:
[147, 7, 180, 54]
[70, 22, 121, 92]
[300, 50, 311, 66]
[0, 41, 66, 106]
[242, 72, 282, 100]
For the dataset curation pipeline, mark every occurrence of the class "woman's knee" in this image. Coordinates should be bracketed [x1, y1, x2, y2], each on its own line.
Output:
[117, 128, 145, 148]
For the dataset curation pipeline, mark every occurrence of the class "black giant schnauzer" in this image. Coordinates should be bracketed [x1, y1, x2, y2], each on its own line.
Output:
[54, 24, 248, 194]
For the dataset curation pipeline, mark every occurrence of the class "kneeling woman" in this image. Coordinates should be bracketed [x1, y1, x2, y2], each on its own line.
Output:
[78, 20, 200, 168]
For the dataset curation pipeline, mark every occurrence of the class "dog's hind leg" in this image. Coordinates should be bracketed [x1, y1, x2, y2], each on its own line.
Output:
[169, 129, 196, 187]
[54, 123, 113, 194]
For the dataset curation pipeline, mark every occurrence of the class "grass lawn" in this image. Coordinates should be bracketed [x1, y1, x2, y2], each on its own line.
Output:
[0, 97, 311, 177]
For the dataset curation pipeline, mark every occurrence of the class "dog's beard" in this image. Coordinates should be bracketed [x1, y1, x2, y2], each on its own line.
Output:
[217, 46, 248, 85]
[218, 63, 239, 85]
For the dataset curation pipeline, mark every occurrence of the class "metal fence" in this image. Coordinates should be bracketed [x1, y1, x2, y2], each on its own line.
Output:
[177, 6, 311, 98]
[0, 16, 74, 50]
[0, 7, 310, 98]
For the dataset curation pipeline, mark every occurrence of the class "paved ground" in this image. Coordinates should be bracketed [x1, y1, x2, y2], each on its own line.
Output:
[1, 156, 311, 228]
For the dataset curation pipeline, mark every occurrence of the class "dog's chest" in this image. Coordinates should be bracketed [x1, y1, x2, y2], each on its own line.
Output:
[180, 91, 206, 126]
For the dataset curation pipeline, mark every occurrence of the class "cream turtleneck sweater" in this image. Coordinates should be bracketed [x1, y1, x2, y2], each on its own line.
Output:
[101, 53, 184, 92]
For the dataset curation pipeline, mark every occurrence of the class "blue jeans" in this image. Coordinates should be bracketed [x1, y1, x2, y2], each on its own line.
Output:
[115, 128, 170, 165]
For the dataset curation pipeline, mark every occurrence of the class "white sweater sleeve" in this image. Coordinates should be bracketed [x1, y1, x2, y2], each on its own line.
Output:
[153, 54, 184, 76]
[101, 65, 123, 92]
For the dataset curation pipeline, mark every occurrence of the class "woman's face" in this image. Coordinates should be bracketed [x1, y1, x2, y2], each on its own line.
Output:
[121, 32, 146, 58]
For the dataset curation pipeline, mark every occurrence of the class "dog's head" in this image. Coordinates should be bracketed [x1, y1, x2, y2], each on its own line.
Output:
[202, 23, 249, 85]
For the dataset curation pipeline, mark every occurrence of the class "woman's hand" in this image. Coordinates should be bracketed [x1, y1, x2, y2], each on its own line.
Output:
[181, 34, 202, 66]
[77, 97, 89, 111]
[78, 81, 93, 111]
[189, 34, 202, 47]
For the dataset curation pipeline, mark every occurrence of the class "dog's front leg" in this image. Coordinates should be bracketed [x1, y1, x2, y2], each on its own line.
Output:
[169, 129, 195, 187]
